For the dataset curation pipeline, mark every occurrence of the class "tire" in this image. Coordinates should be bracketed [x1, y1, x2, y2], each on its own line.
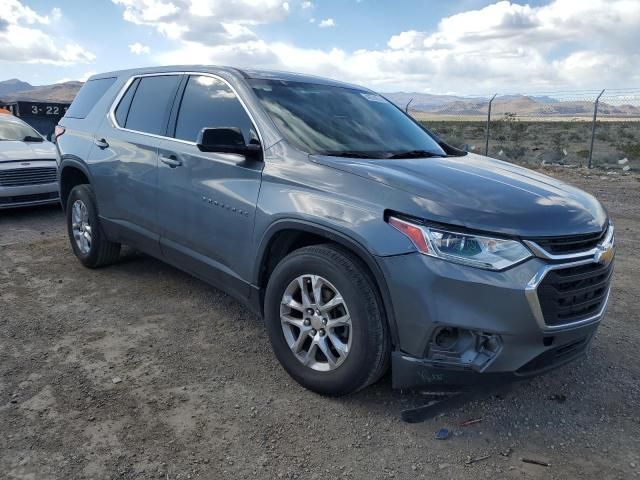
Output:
[264, 244, 390, 396]
[66, 184, 120, 268]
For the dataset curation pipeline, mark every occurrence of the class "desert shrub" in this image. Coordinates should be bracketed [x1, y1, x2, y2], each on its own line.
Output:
[620, 128, 636, 140]
[621, 143, 640, 160]
[568, 132, 581, 141]
[503, 145, 527, 161]
[577, 149, 590, 159]
[447, 136, 466, 149]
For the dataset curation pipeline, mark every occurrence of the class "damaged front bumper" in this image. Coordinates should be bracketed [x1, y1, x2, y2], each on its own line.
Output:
[376, 246, 612, 390]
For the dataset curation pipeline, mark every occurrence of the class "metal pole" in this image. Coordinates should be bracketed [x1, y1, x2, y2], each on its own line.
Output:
[588, 89, 605, 169]
[405, 98, 413, 114]
[485, 94, 497, 156]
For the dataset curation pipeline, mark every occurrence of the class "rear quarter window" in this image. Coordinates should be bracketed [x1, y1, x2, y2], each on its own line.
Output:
[65, 77, 116, 119]
[114, 78, 140, 127]
[123, 75, 181, 135]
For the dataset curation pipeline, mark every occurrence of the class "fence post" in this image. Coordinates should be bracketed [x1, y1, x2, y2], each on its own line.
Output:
[405, 98, 413, 114]
[485, 94, 497, 156]
[588, 89, 605, 169]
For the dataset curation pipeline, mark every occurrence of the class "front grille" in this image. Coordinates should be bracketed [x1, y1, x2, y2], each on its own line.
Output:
[529, 228, 607, 255]
[538, 261, 613, 326]
[0, 167, 57, 187]
[0, 191, 59, 205]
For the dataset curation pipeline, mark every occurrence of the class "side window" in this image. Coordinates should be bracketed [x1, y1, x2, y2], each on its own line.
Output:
[114, 78, 140, 127]
[66, 77, 116, 119]
[124, 75, 181, 135]
[174, 75, 257, 143]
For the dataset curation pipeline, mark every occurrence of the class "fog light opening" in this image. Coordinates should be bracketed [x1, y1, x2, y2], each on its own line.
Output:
[433, 327, 459, 349]
[426, 328, 502, 372]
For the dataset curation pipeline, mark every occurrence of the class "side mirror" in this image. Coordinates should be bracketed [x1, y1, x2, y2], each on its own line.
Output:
[196, 127, 262, 160]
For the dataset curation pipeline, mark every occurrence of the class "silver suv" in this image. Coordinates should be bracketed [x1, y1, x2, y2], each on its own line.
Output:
[55, 66, 614, 395]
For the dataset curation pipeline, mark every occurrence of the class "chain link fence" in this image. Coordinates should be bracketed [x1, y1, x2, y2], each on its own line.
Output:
[408, 89, 640, 170]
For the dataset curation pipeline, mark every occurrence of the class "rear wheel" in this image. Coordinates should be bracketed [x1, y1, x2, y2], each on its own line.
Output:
[66, 184, 120, 268]
[264, 244, 390, 395]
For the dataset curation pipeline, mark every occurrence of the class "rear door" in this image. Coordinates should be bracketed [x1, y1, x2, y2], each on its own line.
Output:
[89, 74, 182, 253]
[157, 74, 264, 293]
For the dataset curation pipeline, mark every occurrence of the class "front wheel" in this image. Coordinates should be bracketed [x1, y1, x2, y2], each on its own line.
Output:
[264, 244, 390, 395]
[66, 184, 121, 268]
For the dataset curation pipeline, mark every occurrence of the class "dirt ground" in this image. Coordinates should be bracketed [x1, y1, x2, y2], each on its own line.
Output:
[1, 167, 639, 480]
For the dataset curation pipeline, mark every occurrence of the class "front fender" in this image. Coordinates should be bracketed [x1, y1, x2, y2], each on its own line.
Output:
[254, 217, 401, 347]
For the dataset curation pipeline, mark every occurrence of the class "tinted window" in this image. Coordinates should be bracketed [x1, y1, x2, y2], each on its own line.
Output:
[114, 78, 140, 126]
[125, 75, 181, 135]
[66, 77, 116, 119]
[250, 79, 446, 159]
[174, 75, 257, 143]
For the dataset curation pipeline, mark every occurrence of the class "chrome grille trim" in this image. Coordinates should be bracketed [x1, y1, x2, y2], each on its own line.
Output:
[523, 224, 614, 261]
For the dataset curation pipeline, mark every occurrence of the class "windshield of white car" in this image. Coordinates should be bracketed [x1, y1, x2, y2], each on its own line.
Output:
[0, 118, 43, 142]
[249, 79, 446, 159]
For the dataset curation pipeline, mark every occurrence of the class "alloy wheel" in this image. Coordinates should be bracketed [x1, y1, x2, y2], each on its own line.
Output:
[71, 199, 92, 254]
[280, 274, 352, 371]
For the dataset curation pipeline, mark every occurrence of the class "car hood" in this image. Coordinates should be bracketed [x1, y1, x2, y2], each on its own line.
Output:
[311, 152, 607, 237]
[0, 140, 57, 163]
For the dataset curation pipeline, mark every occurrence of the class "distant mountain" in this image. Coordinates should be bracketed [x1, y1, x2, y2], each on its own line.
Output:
[2, 79, 638, 117]
[0, 79, 35, 97]
[386, 92, 640, 117]
[384, 92, 477, 111]
[0, 80, 83, 103]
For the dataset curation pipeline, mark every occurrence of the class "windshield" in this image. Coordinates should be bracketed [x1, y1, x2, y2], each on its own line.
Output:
[0, 118, 42, 142]
[249, 79, 446, 159]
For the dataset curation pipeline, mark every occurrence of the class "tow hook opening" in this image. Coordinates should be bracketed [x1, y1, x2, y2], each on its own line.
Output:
[426, 327, 502, 372]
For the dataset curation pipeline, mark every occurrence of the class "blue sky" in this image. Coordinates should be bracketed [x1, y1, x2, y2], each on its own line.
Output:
[1, 0, 638, 94]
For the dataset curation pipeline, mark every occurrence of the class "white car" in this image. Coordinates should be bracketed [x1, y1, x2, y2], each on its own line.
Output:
[0, 113, 59, 208]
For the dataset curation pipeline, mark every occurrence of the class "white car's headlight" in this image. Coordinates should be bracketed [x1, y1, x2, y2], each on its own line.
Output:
[388, 216, 531, 271]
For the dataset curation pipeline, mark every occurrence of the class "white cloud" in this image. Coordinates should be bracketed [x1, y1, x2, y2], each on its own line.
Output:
[113, 0, 293, 46]
[121, 0, 640, 92]
[50, 7, 63, 22]
[301, 1, 313, 8]
[318, 18, 335, 28]
[129, 42, 151, 54]
[0, 0, 95, 65]
[56, 71, 97, 83]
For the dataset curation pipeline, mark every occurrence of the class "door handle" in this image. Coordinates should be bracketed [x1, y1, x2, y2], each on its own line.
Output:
[160, 154, 182, 168]
[94, 138, 109, 149]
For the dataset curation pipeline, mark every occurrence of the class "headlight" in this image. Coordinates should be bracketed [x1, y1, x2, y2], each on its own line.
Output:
[388, 216, 531, 270]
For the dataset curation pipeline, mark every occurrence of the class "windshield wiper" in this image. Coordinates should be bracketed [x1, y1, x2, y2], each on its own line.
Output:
[387, 150, 444, 159]
[317, 150, 382, 159]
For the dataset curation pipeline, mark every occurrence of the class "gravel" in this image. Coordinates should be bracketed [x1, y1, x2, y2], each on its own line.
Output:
[1, 167, 639, 479]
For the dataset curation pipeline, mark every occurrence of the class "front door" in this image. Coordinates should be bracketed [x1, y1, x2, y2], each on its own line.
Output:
[157, 74, 264, 296]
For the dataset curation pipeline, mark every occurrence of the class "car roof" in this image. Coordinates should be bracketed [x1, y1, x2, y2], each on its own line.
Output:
[89, 65, 369, 91]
